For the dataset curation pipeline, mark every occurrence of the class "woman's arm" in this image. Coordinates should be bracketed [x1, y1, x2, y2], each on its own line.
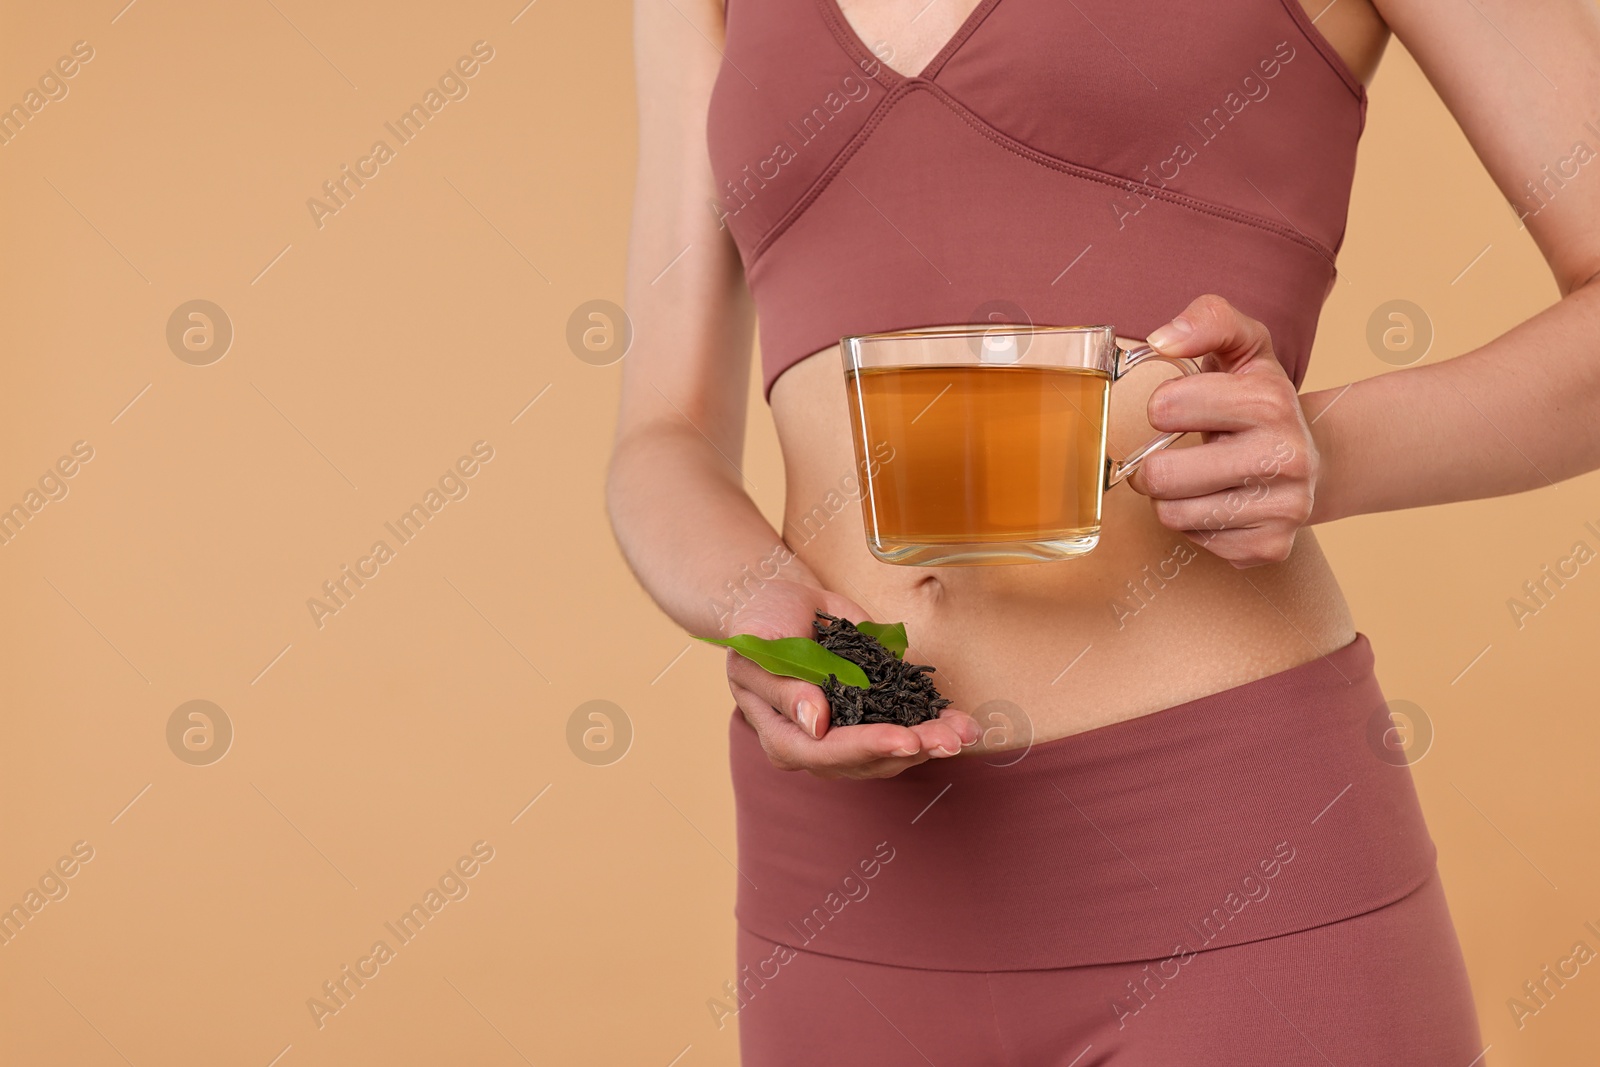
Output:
[607, 0, 805, 638]
[1305, 0, 1600, 522]
[1307, 281, 1600, 522]
[608, 0, 976, 775]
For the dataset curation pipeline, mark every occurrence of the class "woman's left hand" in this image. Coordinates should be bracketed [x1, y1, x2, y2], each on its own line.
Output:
[1127, 294, 1320, 568]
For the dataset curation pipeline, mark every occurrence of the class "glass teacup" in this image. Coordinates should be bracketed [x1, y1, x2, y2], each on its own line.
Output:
[841, 323, 1199, 566]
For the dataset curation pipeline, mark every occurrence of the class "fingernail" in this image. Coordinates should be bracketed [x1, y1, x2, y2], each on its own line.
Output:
[891, 744, 917, 757]
[933, 744, 958, 758]
[797, 700, 820, 739]
[1147, 317, 1193, 352]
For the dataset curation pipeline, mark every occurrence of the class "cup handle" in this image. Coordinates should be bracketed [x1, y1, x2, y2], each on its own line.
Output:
[1104, 341, 1202, 489]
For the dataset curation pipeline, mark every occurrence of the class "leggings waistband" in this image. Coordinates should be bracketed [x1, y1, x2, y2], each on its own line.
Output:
[729, 634, 1438, 971]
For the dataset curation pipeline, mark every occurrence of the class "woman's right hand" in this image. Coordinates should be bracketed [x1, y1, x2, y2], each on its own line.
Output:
[722, 578, 979, 780]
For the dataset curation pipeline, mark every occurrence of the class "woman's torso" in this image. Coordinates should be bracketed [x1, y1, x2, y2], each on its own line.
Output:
[715, 0, 1389, 748]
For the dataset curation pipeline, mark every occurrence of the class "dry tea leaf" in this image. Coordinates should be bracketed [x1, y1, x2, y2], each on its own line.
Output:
[813, 613, 952, 727]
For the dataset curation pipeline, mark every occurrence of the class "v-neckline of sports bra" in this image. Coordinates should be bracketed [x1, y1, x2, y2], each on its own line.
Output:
[818, 0, 1006, 82]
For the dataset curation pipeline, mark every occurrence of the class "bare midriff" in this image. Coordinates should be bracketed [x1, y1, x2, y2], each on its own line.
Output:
[770, 347, 1357, 748]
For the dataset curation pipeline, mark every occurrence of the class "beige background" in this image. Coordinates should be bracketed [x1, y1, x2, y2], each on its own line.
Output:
[2, 1, 1596, 1064]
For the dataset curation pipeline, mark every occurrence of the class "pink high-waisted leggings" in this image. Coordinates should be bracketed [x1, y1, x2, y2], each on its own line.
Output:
[727, 635, 1484, 1065]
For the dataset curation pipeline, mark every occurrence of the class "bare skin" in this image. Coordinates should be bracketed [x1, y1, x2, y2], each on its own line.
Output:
[610, 0, 1600, 778]
[839, 0, 1391, 83]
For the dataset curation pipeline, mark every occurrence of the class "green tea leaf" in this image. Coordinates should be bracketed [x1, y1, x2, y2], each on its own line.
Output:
[856, 620, 908, 659]
[697, 634, 870, 689]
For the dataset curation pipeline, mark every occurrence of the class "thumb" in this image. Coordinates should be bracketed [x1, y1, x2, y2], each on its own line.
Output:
[1144, 294, 1276, 375]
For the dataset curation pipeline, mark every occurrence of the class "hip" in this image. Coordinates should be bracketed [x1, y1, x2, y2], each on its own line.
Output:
[728, 631, 1434, 971]
[733, 870, 1481, 1066]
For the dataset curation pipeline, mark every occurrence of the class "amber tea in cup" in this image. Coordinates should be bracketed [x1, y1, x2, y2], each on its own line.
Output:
[842, 324, 1198, 566]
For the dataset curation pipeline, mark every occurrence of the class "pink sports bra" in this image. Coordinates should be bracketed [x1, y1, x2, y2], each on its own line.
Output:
[705, 0, 1366, 400]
